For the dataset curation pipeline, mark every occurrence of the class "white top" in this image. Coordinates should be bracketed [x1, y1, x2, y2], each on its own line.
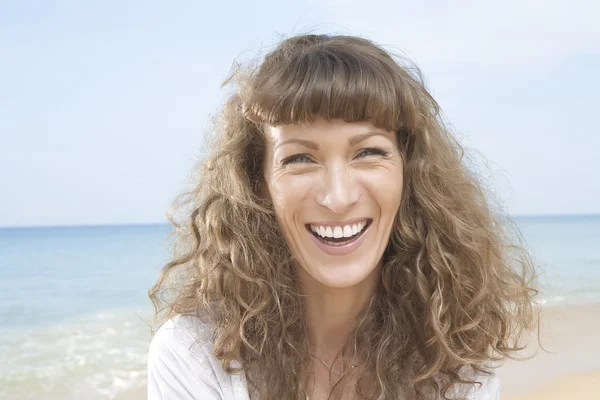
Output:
[148, 314, 500, 400]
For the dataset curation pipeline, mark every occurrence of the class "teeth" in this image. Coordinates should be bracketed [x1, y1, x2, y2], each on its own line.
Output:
[333, 226, 343, 238]
[310, 220, 369, 239]
[343, 225, 352, 237]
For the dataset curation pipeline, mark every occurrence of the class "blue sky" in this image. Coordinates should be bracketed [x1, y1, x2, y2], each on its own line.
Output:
[1, 0, 599, 227]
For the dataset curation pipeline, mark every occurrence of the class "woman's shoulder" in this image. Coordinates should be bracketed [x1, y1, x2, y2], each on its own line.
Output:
[459, 372, 499, 400]
[148, 314, 249, 400]
[447, 364, 500, 400]
[150, 313, 215, 355]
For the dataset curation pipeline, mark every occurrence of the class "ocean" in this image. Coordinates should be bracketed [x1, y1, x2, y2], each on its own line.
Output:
[0, 215, 599, 399]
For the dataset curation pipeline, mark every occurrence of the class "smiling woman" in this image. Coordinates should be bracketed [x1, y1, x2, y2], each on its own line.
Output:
[147, 34, 540, 400]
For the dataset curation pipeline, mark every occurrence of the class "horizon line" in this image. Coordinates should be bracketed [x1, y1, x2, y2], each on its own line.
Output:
[1, 212, 599, 230]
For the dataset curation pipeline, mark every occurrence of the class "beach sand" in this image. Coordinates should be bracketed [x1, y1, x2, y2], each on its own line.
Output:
[499, 302, 600, 399]
[120, 302, 600, 399]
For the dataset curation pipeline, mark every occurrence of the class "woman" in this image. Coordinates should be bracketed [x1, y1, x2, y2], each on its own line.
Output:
[147, 34, 540, 400]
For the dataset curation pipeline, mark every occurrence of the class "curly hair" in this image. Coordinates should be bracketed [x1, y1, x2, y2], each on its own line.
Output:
[148, 34, 541, 400]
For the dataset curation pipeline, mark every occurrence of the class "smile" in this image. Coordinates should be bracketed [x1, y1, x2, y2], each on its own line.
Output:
[304, 218, 372, 256]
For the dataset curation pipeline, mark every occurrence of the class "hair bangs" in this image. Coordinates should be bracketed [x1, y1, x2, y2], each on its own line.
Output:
[243, 44, 410, 131]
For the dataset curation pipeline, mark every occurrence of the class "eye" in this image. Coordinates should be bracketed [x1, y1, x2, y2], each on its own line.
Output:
[281, 153, 314, 165]
[355, 146, 390, 159]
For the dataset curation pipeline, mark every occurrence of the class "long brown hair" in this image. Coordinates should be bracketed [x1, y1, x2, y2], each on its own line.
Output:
[149, 34, 541, 400]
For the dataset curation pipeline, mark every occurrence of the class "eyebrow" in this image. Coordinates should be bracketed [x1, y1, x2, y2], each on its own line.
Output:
[275, 132, 390, 151]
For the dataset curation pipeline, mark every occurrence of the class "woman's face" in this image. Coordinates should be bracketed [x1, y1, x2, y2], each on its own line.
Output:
[263, 118, 404, 290]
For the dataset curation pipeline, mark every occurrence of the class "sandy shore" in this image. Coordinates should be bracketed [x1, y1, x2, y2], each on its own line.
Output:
[502, 371, 600, 400]
[498, 302, 600, 399]
[120, 302, 600, 399]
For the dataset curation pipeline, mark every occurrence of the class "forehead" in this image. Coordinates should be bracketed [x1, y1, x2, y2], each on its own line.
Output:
[265, 118, 393, 143]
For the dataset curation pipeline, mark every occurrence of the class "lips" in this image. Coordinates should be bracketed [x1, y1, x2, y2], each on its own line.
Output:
[305, 219, 372, 256]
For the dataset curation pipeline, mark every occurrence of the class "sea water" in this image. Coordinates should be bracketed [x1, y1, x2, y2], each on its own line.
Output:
[0, 224, 168, 399]
[0, 215, 598, 399]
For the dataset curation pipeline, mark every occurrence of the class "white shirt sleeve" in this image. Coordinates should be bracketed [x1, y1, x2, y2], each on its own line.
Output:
[468, 372, 500, 400]
[147, 318, 223, 400]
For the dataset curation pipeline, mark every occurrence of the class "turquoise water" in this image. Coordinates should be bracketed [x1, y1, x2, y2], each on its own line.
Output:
[514, 215, 600, 305]
[0, 224, 169, 399]
[0, 215, 599, 399]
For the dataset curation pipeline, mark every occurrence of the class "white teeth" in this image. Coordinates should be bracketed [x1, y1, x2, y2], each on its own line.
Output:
[309, 220, 369, 239]
[343, 225, 353, 237]
[333, 226, 343, 238]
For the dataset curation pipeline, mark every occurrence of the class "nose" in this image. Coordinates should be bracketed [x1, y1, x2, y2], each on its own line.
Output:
[316, 162, 360, 214]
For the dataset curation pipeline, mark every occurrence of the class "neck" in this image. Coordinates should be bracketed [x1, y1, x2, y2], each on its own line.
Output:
[299, 265, 381, 360]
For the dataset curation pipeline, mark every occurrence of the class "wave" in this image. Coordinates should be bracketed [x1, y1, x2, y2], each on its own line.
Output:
[0, 308, 152, 399]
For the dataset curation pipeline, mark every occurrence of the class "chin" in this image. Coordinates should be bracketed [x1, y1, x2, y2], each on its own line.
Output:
[305, 259, 382, 290]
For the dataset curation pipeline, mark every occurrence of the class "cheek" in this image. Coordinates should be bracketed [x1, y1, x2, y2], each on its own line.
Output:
[362, 169, 403, 201]
[269, 176, 309, 219]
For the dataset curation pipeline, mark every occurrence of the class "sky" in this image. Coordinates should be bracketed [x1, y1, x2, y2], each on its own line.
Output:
[1, 0, 599, 227]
